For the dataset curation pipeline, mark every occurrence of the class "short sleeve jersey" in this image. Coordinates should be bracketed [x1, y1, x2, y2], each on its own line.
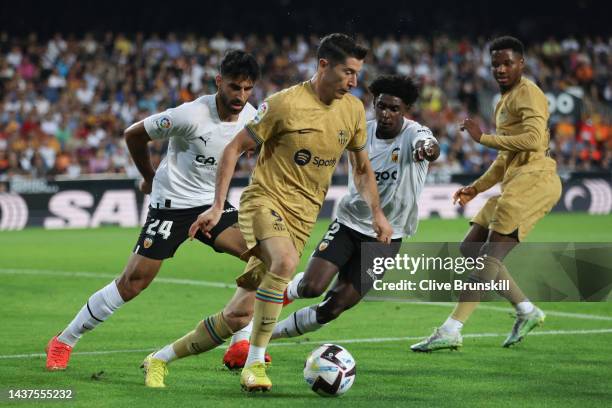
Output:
[244, 81, 367, 222]
[143, 94, 256, 209]
[336, 118, 435, 239]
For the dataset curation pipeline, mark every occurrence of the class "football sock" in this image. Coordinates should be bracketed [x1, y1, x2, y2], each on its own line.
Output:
[172, 311, 233, 358]
[229, 320, 253, 346]
[153, 344, 177, 363]
[440, 317, 464, 333]
[58, 280, 125, 347]
[516, 300, 535, 315]
[286, 272, 305, 300]
[247, 272, 290, 364]
[245, 345, 266, 367]
[271, 305, 321, 339]
[451, 256, 504, 323]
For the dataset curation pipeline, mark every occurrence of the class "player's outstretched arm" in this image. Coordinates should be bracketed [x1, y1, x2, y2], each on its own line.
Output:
[349, 149, 393, 243]
[188, 128, 257, 239]
[124, 121, 154, 194]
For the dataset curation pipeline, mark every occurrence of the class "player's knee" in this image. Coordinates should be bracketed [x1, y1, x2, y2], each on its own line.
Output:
[270, 254, 299, 278]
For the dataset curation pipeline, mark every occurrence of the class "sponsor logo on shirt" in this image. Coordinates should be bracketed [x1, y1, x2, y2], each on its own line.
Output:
[155, 116, 172, 130]
[294, 149, 312, 166]
[194, 155, 217, 167]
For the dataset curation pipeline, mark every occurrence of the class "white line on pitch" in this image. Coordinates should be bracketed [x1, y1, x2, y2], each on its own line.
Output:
[2, 268, 612, 322]
[2, 328, 612, 360]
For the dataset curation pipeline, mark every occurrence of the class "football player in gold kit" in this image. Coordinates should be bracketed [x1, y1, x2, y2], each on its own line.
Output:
[141, 33, 393, 391]
[411, 36, 561, 352]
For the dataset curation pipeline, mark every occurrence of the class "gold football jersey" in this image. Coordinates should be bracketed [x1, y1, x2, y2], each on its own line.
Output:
[473, 77, 557, 192]
[244, 81, 367, 222]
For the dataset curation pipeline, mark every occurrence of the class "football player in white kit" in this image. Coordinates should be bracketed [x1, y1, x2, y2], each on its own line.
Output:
[258, 75, 439, 342]
[45, 50, 262, 371]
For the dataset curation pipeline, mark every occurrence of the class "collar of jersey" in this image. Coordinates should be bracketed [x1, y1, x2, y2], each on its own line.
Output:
[305, 80, 336, 110]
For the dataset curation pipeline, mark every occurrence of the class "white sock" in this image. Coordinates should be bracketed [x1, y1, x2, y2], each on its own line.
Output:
[286, 272, 305, 301]
[440, 317, 463, 334]
[271, 306, 322, 339]
[245, 345, 267, 367]
[153, 344, 177, 363]
[230, 320, 253, 346]
[516, 300, 535, 315]
[58, 280, 125, 347]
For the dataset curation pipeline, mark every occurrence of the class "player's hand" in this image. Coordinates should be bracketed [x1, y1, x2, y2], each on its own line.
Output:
[139, 178, 153, 194]
[460, 118, 483, 143]
[452, 186, 478, 207]
[372, 210, 393, 244]
[188, 207, 223, 240]
[413, 139, 440, 162]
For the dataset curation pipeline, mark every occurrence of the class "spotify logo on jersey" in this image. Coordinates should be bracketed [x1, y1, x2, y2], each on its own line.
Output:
[294, 149, 312, 166]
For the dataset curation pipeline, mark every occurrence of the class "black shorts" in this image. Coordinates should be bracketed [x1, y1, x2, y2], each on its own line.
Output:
[312, 219, 402, 295]
[133, 201, 238, 260]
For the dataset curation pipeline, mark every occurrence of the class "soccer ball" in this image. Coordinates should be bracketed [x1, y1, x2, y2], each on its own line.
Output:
[303, 344, 356, 397]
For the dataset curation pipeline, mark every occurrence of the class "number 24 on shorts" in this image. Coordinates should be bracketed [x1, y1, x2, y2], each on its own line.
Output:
[146, 219, 173, 239]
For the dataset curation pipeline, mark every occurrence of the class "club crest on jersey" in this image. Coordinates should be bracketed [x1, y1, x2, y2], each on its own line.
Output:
[252, 102, 268, 125]
[155, 116, 172, 130]
[391, 147, 400, 163]
[337, 129, 348, 145]
[143, 237, 154, 248]
[318, 240, 329, 251]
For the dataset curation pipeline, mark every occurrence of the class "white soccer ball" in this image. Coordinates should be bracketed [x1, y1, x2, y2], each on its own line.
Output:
[303, 343, 356, 397]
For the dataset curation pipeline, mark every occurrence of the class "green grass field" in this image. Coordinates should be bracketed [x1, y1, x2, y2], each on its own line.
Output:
[1, 214, 611, 407]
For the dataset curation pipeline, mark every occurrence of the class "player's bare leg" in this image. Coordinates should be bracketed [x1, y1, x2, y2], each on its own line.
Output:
[285, 257, 340, 301]
[212, 223, 249, 258]
[47, 254, 162, 370]
[273, 277, 362, 339]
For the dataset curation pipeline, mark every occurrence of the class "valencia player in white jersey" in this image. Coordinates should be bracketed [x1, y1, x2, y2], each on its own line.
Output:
[45, 50, 261, 371]
[227, 75, 439, 348]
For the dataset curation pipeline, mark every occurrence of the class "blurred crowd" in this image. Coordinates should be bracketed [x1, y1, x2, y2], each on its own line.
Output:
[0, 32, 611, 183]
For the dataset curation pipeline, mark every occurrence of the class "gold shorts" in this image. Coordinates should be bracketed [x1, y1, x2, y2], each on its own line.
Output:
[471, 170, 562, 241]
[236, 196, 312, 290]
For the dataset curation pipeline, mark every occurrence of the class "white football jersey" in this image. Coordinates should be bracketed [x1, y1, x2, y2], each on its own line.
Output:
[143, 95, 256, 209]
[336, 118, 435, 239]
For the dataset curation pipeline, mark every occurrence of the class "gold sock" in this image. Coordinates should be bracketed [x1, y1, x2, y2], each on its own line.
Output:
[172, 311, 233, 358]
[451, 256, 504, 323]
[251, 272, 290, 347]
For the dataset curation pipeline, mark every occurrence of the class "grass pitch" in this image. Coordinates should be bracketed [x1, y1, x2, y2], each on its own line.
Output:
[1, 213, 611, 407]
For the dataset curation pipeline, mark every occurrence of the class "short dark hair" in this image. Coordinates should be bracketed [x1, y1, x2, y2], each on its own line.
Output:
[368, 75, 419, 107]
[489, 36, 524, 56]
[317, 33, 368, 65]
[219, 50, 260, 81]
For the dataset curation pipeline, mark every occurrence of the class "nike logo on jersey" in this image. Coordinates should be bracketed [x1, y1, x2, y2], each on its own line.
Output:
[297, 129, 313, 134]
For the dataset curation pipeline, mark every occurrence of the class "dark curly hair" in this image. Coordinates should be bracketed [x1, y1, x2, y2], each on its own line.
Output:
[368, 75, 419, 107]
[219, 50, 260, 81]
[489, 36, 524, 56]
